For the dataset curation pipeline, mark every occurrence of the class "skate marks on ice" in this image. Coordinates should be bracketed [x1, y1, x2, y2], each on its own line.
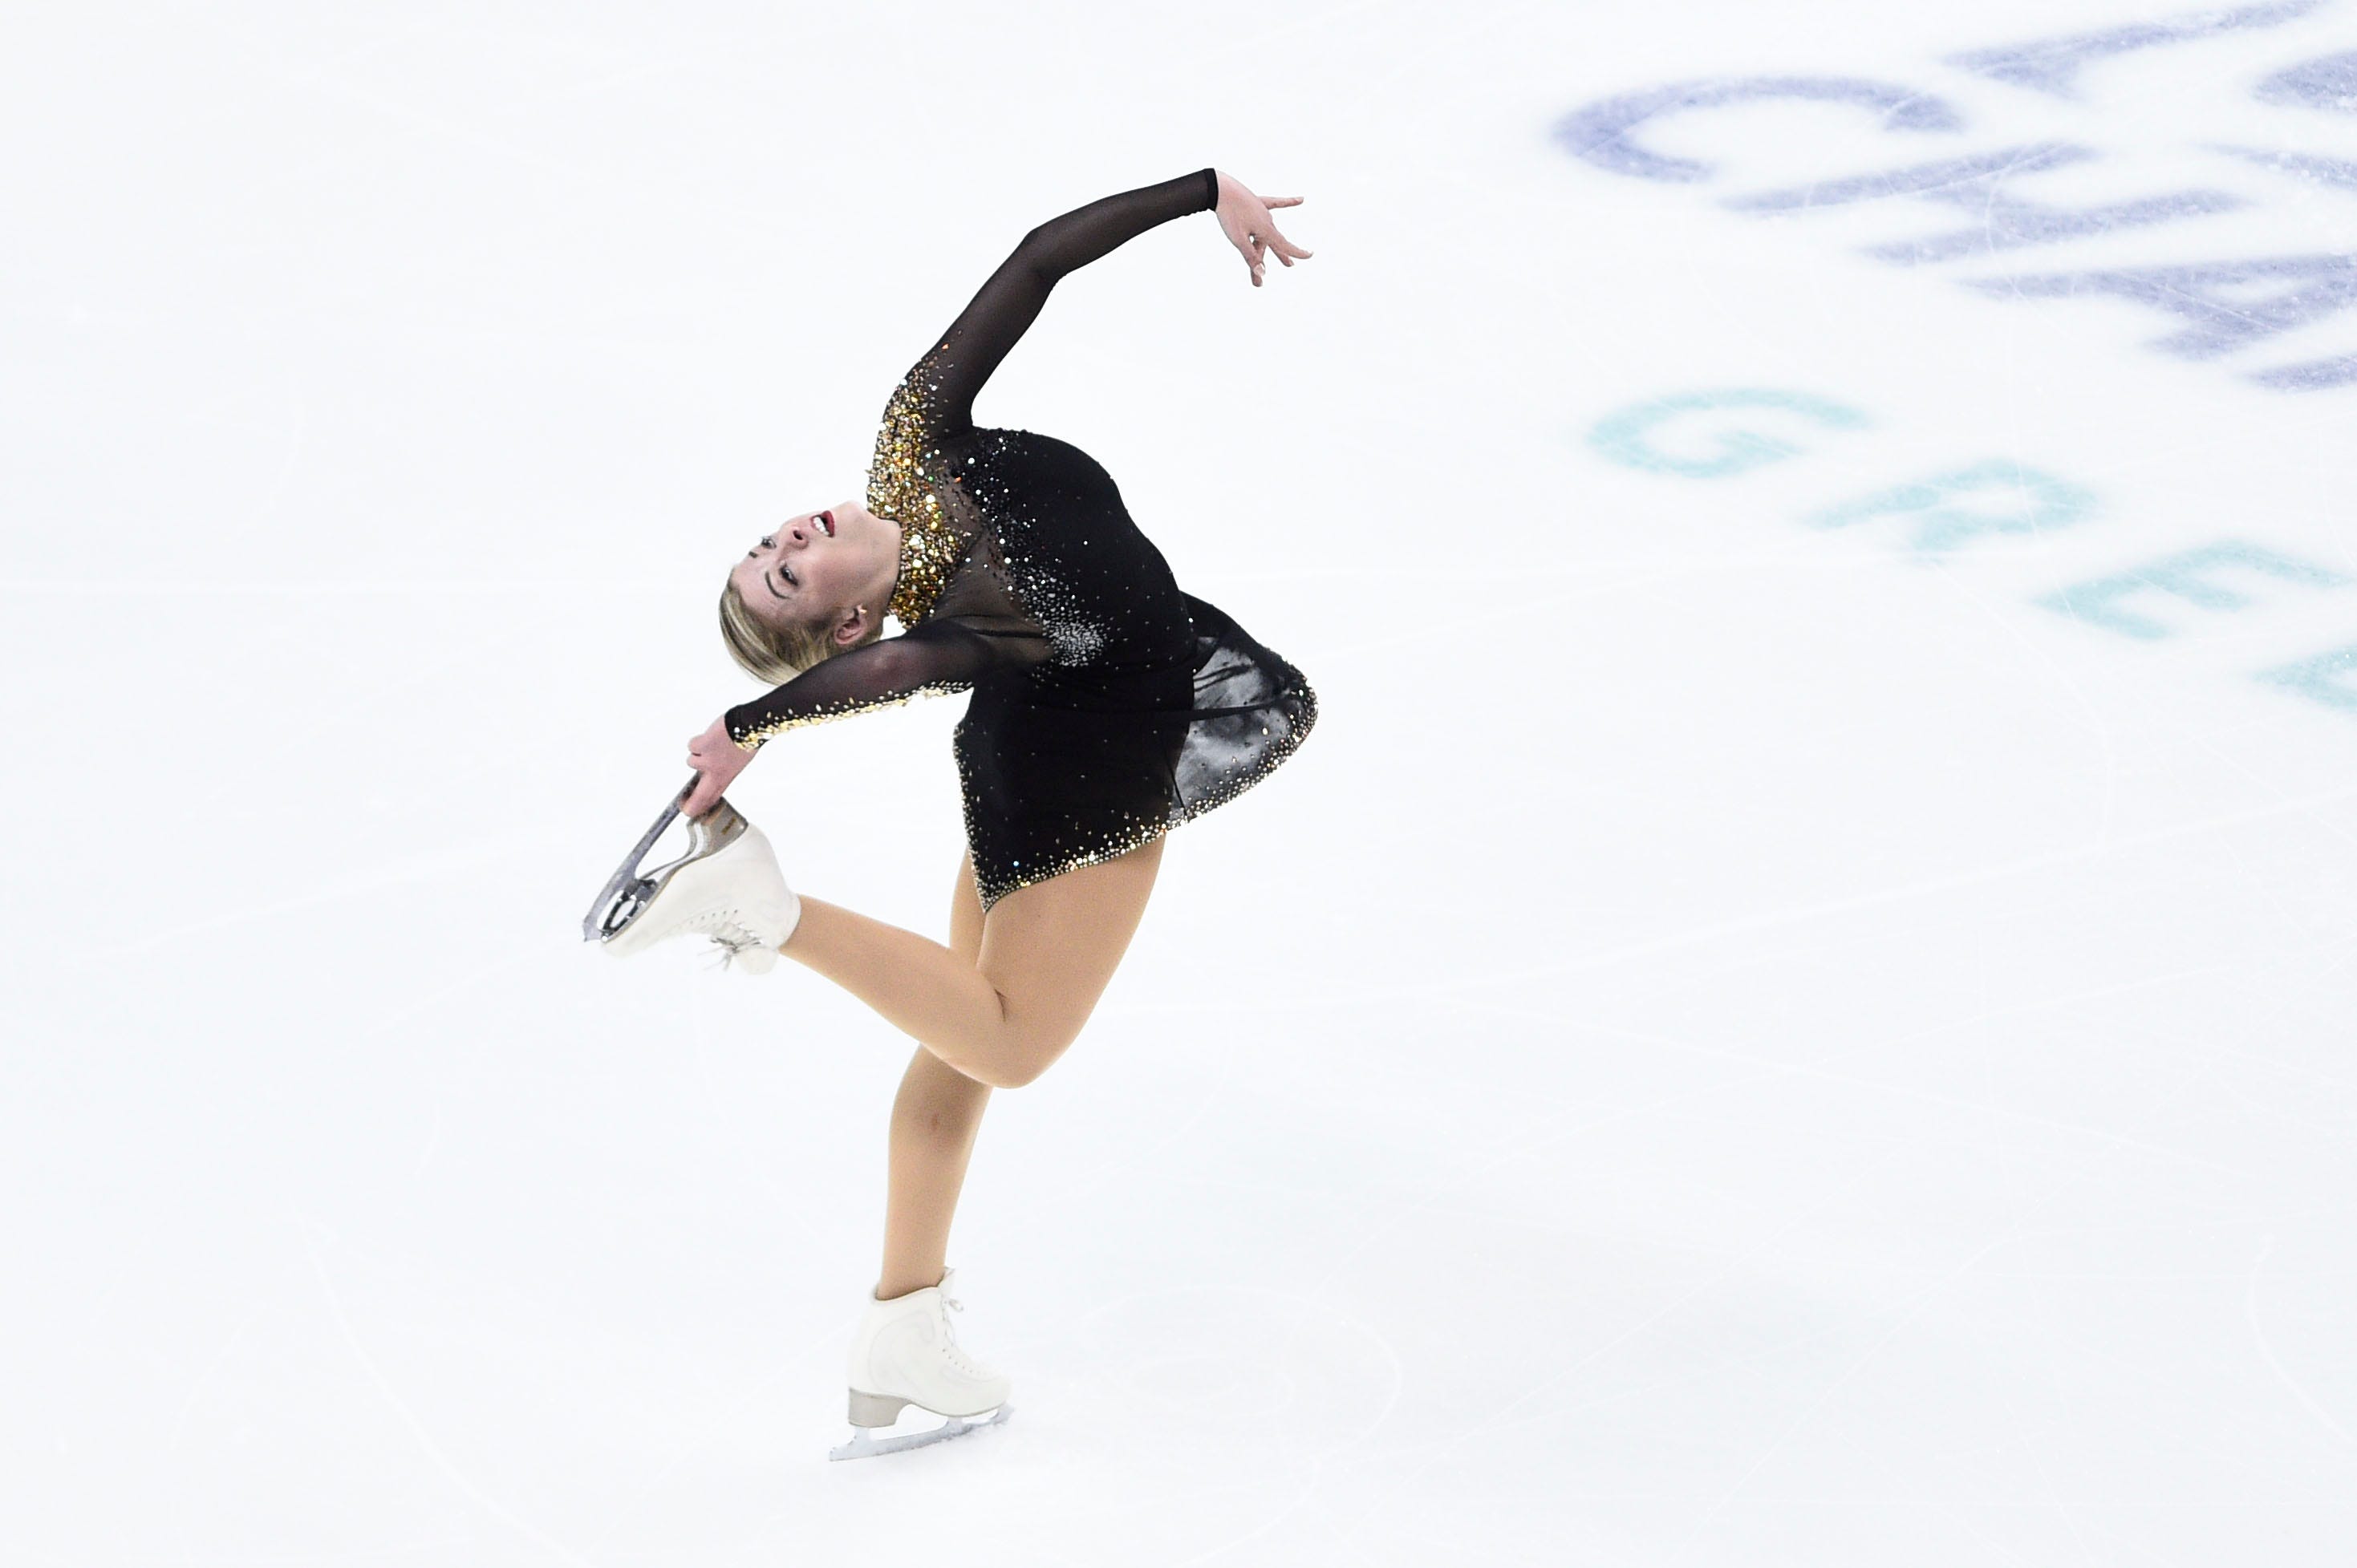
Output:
[1072, 1285, 1402, 1445]
[811, 1282, 1397, 1522]
[298, 1221, 604, 1568]
[1003, 1284, 1407, 1555]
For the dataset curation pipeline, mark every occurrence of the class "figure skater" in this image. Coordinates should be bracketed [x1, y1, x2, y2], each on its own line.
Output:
[600, 166, 1316, 1457]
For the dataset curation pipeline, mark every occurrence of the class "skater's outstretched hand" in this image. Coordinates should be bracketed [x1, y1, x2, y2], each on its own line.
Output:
[681, 715, 753, 818]
[1212, 172, 1310, 288]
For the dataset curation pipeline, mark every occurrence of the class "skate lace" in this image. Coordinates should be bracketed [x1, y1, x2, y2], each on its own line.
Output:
[935, 1285, 992, 1377]
[692, 910, 764, 970]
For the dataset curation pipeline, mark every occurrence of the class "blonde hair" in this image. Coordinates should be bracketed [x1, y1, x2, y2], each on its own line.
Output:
[718, 575, 881, 684]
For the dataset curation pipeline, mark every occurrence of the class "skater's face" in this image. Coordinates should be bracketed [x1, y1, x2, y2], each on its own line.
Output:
[729, 499, 895, 644]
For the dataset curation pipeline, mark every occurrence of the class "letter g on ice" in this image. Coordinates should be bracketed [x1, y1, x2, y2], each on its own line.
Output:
[1586, 390, 1869, 478]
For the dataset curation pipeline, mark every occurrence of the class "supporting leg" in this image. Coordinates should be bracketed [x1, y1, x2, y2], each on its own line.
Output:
[876, 854, 994, 1302]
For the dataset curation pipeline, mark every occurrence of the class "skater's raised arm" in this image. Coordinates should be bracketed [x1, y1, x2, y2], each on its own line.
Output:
[680, 618, 1032, 817]
[903, 168, 1214, 442]
[901, 168, 1310, 441]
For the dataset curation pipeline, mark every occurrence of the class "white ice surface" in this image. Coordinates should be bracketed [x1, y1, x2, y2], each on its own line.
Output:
[6, 2, 2356, 1563]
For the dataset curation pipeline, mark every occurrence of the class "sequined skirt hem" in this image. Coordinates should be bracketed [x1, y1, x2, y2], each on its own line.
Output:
[966, 679, 1318, 914]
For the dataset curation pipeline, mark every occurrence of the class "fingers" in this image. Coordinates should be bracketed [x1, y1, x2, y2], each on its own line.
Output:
[1238, 225, 1311, 285]
[1227, 189, 1312, 286]
[684, 777, 721, 817]
[1261, 221, 1311, 260]
[681, 748, 716, 813]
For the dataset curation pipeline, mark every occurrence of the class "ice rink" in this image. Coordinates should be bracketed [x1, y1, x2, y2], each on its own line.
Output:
[7, 1, 2356, 1562]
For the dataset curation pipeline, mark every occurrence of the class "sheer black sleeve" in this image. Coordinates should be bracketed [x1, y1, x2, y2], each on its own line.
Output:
[909, 167, 1219, 441]
[724, 616, 1037, 751]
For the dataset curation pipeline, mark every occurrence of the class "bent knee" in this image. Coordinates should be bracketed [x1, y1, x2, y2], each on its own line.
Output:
[984, 1049, 1052, 1091]
[992, 1026, 1079, 1090]
[993, 1058, 1048, 1091]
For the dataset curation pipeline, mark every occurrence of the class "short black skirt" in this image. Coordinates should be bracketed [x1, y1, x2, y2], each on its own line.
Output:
[951, 593, 1316, 910]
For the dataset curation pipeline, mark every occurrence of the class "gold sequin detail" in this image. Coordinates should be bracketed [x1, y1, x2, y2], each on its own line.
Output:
[728, 677, 975, 750]
[868, 348, 968, 629]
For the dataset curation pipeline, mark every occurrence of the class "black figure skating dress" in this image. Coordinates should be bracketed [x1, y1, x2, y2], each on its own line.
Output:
[723, 167, 1316, 910]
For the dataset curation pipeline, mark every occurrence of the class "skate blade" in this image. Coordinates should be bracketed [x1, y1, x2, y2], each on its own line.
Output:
[582, 784, 749, 945]
[827, 1404, 1012, 1461]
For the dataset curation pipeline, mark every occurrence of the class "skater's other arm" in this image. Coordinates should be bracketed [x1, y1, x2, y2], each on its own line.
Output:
[680, 618, 1028, 817]
[904, 168, 1251, 441]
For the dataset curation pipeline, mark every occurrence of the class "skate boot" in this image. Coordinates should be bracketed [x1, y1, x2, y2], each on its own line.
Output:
[829, 1267, 1014, 1460]
[584, 794, 799, 974]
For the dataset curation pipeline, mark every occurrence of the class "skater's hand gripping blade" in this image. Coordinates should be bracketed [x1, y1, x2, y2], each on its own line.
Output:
[582, 786, 799, 969]
[828, 1404, 1012, 1461]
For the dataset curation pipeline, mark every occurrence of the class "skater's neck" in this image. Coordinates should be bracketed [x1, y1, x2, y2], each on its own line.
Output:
[874, 517, 903, 614]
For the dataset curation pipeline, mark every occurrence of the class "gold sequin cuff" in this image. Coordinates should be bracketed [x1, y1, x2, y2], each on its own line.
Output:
[726, 677, 973, 750]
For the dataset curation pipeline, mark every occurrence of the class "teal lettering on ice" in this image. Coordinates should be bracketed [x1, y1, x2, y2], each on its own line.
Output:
[2258, 642, 2357, 710]
[2036, 541, 2351, 638]
[1805, 460, 2093, 558]
[1586, 390, 1869, 477]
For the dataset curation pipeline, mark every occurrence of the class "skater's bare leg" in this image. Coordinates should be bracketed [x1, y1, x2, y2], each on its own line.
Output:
[781, 837, 1164, 1090]
[878, 855, 993, 1301]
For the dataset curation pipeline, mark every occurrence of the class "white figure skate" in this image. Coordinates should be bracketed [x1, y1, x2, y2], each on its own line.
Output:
[582, 784, 799, 974]
[830, 1268, 1014, 1461]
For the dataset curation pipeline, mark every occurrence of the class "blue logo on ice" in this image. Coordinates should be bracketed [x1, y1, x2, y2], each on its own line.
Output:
[1555, 1, 2357, 393]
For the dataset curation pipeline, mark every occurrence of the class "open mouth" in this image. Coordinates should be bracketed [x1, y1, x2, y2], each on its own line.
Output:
[817, 510, 836, 537]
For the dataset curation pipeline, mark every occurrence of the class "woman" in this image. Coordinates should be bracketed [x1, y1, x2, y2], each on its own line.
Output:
[611, 166, 1316, 1458]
